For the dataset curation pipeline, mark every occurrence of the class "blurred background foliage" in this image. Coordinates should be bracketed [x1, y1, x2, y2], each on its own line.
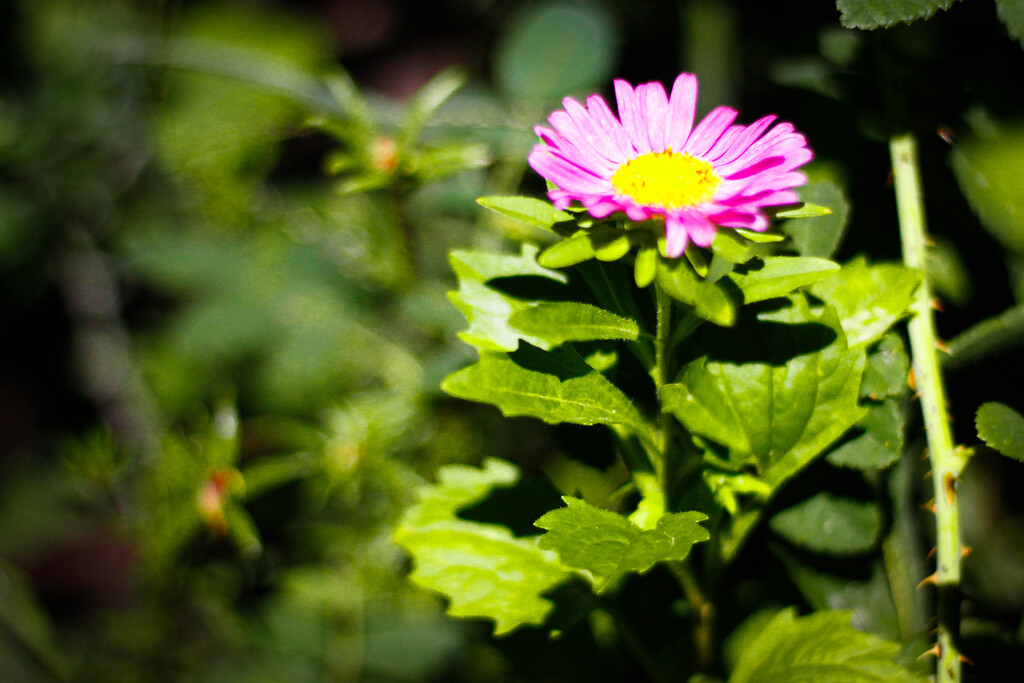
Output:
[4, 0, 1024, 681]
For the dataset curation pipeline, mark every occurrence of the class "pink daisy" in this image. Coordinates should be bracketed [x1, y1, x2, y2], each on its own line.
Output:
[527, 73, 813, 257]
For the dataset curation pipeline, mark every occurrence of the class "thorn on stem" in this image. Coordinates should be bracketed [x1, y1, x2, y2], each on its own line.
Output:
[931, 297, 945, 312]
[908, 368, 917, 391]
[959, 654, 974, 666]
[922, 499, 936, 514]
[943, 472, 959, 505]
[918, 643, 942, 660]
[918, 573, 938, 589]
[962, 546, 972, 559]
[927, 546, 936, 560]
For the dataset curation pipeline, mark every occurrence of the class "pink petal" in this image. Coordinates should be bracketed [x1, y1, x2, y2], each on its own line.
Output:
[614, 79, 650, 154]
[665, 214, 690, 257]
[528, 147, 612, 194]
[562, 96, 630, 166]
[586, 94, 634, 161]
[546, 112, 619, 176]
[712, 115, 777, 165]
[637, 82, 670, 152]
[665, 73, 698, 151]
[685, 106, 738, 158]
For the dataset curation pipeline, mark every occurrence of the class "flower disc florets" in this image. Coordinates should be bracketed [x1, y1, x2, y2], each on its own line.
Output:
[528, 73, 813, 257]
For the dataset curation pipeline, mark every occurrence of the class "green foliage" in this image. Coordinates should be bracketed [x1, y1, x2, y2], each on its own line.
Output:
[664, 298, 867, 488]
[976, 402, 1024, 461]
[996, 0, 1024, 46]
[494, 1, 618, 102]
[781, 180, 850, 258]
[728, 609, 926, 682]
[837, 0, 962, 29]
[725, 256, 840, 305]
[809, 258, 921, 348]
[393, 459, 571, 635]
[509, 302, 640, 347]
[951, 125, 1024, 254]
[657, 257, 736, 326]
[442, 347, 652, 439]
[535, 497, 708, 592]
[770, 493, 883, 555]
[448, 244, 568, 352]
[477, 195, 573, 231]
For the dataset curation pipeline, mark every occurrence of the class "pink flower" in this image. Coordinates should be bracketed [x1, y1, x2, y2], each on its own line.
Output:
[528, 73, 813, 257]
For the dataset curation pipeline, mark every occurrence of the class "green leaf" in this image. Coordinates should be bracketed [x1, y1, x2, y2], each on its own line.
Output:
[657, 257, 736, 326]
[663, 298, 867, 489]
[634, 245, 658, 287]
[826, 426, 900, 470]
[538, 230, 599, 268]
[442, 347, 653, 441]
[726, 256, 840, 305]
[495, 2, 618, 102]
[770, 493, 883, 555]
[996, 0, 1024, 46]
[945, 302, 1024, 371]
[951, 126, 1024, 253]
[509, 302, 639, 347]
[809, 257, 920, 348]
[535, 497, 708, 592]
[400, 67, 465, 149]
[728, 609, 926, 683]
[860, 332, 910, 399]
[477, 196, 573, 231]
[976, 402, 1024, 462]
[780, 181, 850, 258]
[448, 244, 568, 352]
[836, 0, 962, 29]
[393, 459, 571, 635]
[0, 559, 68, 680]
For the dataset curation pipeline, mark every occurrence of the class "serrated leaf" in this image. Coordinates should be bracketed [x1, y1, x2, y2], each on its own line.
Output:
[781, 181, 850, 258]
[663, 298, 867, 489]
[728, 609, 925, 683]
[809, 257, 920, 348]
[477, 195, 573, 231]
[657, 257, 736, 326]
[394, 459, 570, 635]
[535, 497, 708, 592]
[726, 256, 839, 305]
[826, 430, 900, 470]
[509, 302, 639, 347]
[976, 402, 1024, 462]
[442, 347, 653, 441]
[837, 0, 961, 30]
[770, 493, 883, 555]
[448, 244, 568, 351]
[997, 0, 1024, 46]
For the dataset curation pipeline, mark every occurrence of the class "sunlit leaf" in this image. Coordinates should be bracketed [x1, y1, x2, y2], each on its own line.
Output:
[728, 609, 926, 683]
[976, 402, 1024, 462]
[726, 256, 839, 305]
[836, 0, 962, 29]
[810, 257, 920, 348]
[663, 298, 867, 488]
[442, 347, 653, 442]
[477, 196, 573, 231]
[657, 257, 736, 326]
[860, 332, 911, 399]
[394, 459, 571, 635]
[770, 493, 883, 555]
[448, 244, 568, 352]
[509, 302, 639, 347]
[535, 497, 708, 592]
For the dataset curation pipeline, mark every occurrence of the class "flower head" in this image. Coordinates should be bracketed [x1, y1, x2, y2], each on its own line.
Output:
[528, 73, 813, 257]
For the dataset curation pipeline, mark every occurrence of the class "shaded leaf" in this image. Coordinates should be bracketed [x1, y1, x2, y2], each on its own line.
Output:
[837, 0, 962, 29]
[728, 609, 925, 683]
[393, 459, 571, 635]
[770, 493, 883, 555]
[726, 256, 839, 305]
[477, 195, 573, 231]
[945, 302, 1024, 371]
[780, 181, 849, 258]
[809, 257, 920, 348]
[996, 0, 1024, 46]
[976, 402, 1024, 462]
[509, 302, 639, 347]
[951, 126, 1024, 254]
[535, 497, 708, 592]
[860, 332, 910, 399]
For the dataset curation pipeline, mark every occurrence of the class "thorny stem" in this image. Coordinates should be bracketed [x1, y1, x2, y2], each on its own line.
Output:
[890, 133, 964, 682]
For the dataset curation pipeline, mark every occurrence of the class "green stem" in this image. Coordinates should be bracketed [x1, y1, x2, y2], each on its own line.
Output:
[669, 561, 716, 673]
[890, 133, 963, 682]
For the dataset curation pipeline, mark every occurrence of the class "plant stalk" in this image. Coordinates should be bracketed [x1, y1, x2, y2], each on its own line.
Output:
[889, 133, 963, 682]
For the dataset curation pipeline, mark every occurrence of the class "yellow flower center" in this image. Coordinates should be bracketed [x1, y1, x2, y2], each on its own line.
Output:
[610, 149, 720, 209]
